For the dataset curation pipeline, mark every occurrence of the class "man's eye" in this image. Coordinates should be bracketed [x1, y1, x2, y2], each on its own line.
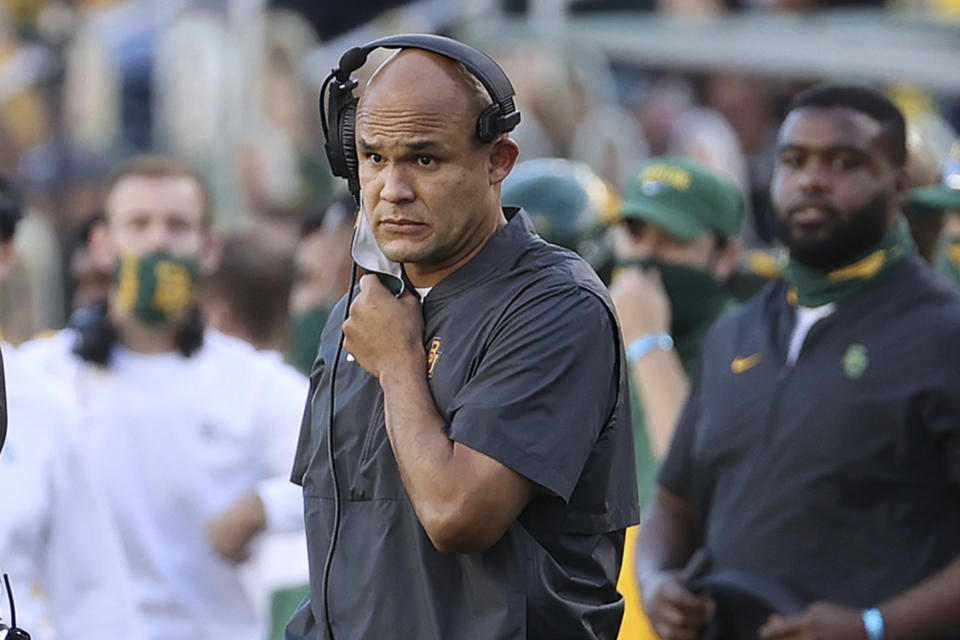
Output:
[780, 152, 803, 168]
[417, 155, 434, 166]
[832, 155, 859, 171]
[366, 153, 382, 164]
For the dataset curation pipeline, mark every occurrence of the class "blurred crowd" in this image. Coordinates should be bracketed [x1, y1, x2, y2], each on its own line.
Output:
[0, 0, 958, 639]
[0, 0, 956, 344]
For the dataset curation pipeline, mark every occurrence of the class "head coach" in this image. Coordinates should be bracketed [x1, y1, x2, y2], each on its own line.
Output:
[284, 34, 639, 640]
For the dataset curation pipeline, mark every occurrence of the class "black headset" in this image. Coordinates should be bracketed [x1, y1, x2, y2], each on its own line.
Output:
[319, 33, 521, 198]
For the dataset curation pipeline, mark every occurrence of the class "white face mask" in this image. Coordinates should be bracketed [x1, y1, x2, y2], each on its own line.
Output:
[351, 203, 405, 296]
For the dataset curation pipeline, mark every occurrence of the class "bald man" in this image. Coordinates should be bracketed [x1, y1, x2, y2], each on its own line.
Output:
[286, 42, 639, 639]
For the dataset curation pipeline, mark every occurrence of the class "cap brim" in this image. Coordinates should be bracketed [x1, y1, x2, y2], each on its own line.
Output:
[618, 200, 703, 240]
[904, 185, 960, 216]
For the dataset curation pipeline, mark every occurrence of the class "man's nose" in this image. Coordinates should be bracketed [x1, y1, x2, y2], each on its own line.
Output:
[796, 158, 832, 193]
[143, 223, 173, 254]
[380, 165, 415, 203]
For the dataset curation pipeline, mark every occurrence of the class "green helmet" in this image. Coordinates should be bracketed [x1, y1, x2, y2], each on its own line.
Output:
[502, 158, 620, 270]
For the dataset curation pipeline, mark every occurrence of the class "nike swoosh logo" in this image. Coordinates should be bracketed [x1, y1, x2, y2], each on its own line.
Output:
[731, 353, 762, 373]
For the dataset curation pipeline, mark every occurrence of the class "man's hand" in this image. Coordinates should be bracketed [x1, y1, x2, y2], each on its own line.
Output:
[759, 602, 866, 640]
[206, 491, 267, 563]
[640, 570, 715, 640]
[609, 266, 671, 342]
[342, 274, 425, 379]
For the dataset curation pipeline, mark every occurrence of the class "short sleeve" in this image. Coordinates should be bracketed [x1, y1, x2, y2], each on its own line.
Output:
[446, 286, 617, 501]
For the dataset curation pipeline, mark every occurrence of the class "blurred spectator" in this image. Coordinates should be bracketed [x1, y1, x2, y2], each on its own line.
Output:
[287, 194, 354, 375]
[202, 234, 294, 353]
[608, 157, 744, 640]
[17, 155, 307, 640]
[904, 141, 960, 281]
[902, 124, 947, 263]
[0, 172, 145, 640]
[638, 84, 960, 640]
[66, 210, 111, 312]
[569, 101, 651, 191]
[501, 157, 620, 278]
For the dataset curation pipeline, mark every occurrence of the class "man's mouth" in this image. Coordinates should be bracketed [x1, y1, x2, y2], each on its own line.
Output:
[379, 219, 427, 234]
[788, 203, 836, 227]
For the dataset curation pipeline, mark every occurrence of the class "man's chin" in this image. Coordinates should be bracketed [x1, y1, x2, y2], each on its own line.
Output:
[379, 241, 430, 265]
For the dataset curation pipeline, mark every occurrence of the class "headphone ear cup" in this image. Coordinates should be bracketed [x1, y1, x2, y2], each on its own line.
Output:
[339, 98, 359, 191]
[476, 103, 501, 143]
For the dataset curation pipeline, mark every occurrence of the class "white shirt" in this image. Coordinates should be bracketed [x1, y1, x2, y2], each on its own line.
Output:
[16, 330, 308, 640]
[787, 303, 836, 365]
[0, 344, 145, 640]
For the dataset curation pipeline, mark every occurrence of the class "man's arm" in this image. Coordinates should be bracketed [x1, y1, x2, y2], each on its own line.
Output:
[379, 358, 537, 553]
[343, 274, 537, 553]
[610, 267, 689, 459]
[760, 554, 960, 640]
[636, 488, 714, 640]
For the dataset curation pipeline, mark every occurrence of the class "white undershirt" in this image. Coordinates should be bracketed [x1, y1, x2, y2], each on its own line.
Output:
[415, 286, 433, 301]
[787, 303, 836, 365]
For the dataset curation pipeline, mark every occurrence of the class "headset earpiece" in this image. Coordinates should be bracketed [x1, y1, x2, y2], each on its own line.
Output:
[338, 99, 359, 195]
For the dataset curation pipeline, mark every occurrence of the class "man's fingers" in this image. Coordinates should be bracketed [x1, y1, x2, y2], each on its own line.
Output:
[759, 612, 803, 639]
[662, 580, 712, 614]
[657, 622, 701, 640]
[358, 272, 392, 295]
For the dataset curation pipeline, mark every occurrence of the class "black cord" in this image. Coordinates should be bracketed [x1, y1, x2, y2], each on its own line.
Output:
[321, 260, 359, 640]
[3, 573, 15, 628]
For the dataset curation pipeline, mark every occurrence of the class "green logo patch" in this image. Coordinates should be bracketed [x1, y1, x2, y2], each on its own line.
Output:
[842, 343, 869, 379]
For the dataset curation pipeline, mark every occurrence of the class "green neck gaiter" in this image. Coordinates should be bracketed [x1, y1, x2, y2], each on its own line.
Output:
[783, 219, 914, 307]
[616, 258, 734, 370]
[936, 235, 960, 286]
[113, 251, 200, 326]
[288, 306, 332, 376]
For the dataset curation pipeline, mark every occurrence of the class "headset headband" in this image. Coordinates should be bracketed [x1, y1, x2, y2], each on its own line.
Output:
[320, 33, 521, 199]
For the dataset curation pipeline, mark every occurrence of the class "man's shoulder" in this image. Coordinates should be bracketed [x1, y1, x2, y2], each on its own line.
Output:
[707, 278, 783, 337]
[16, 328, 79, 370]
[200, 330, 307, 386]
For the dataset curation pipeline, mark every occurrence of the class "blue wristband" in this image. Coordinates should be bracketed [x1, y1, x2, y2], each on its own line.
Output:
[862, 608, 884, 640]
[626, 333, 673, 364]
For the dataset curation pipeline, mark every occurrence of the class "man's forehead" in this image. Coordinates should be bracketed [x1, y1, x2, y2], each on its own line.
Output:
[778, 106, 885, 150]
[359, 49, 470, 114]
[107, 175, 204, 215]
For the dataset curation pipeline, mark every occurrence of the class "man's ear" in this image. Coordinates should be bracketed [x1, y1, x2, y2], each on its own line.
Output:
[488, 137, 520, 186]
[893, 166, 911, 196]
[198, 233, 223, 276]
[88, 218, 115, 271]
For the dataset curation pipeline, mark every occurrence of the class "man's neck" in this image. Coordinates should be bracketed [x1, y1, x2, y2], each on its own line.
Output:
[108, 307, 182, 354]
[405, 210, 507, 288]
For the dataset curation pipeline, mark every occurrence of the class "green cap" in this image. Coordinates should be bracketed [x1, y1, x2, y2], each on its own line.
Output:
[618, 157, 744, 240]
[903, 142, 960, 216]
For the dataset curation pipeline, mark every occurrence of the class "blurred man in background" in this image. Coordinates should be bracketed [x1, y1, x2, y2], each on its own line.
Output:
[638, 84, 960, 640]
[202, 233, 295, 353]
[903, 141, 960, 283]
[18, 155, 307, 640]
[287, 194, 355, 375]
[606, 157, 743, 640]
[0, 173, 144, 640]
